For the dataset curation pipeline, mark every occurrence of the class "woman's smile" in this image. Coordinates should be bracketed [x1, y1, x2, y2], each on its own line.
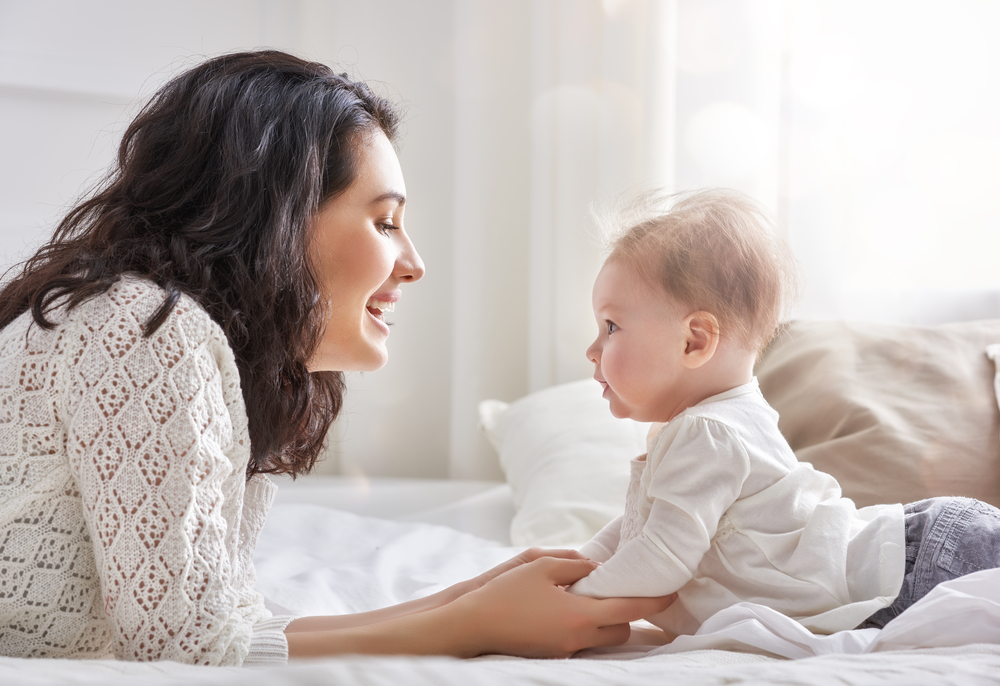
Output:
[365, 291, 400, 333]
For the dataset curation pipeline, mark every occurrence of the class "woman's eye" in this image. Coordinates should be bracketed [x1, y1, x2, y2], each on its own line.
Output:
[378, 222, 399, 235]
[607, 321, 617, 334]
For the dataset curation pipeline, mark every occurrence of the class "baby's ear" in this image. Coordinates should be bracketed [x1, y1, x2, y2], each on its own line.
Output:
[682, 311, 720, 369]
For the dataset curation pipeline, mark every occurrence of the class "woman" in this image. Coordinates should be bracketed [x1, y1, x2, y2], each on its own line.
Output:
[0, 50, 670, 666]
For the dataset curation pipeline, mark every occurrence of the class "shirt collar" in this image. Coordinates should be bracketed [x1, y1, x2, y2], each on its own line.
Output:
[694, 377, 760, 407]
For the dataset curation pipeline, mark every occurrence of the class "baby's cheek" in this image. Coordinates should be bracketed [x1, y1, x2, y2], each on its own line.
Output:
[610, 351, 644, 387]
[601, 351, 626, 387]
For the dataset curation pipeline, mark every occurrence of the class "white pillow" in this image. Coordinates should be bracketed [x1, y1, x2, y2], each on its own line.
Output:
[478, 379, 649, 547]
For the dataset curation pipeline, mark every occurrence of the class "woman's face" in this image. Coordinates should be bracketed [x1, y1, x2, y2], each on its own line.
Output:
[308, 131, 424, 372]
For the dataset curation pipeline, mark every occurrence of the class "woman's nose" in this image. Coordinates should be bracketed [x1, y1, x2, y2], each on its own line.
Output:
[396, 234, 425, 282]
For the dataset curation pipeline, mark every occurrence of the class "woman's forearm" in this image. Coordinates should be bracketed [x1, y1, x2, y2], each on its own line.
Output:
[282, 556, 677, 660]
[285, 603, 475, 658]
[284, 547, 569, 635]
[284, 583, 467, 634]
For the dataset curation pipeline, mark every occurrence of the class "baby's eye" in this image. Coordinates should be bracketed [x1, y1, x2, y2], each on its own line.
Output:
[606, 321, 618, 334]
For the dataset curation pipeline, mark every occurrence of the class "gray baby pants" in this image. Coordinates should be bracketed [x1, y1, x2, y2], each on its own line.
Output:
[861, 497, 1000, 629]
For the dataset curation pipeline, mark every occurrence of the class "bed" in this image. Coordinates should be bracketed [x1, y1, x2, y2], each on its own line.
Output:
[3, 319, 1000, 685]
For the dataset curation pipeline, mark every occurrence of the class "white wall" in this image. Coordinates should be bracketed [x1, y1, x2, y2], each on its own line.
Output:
[0, 0, 461, 478]
[0, 0, 677, 480]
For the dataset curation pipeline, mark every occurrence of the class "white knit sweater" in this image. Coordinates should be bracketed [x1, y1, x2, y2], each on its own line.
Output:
[0, 278, 292, 665]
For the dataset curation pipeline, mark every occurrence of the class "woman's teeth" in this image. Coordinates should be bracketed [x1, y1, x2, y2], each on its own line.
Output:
[366, 297, 395, 318]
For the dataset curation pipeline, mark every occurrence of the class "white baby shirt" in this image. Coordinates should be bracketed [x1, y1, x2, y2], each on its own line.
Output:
[569, 379, 905, 637]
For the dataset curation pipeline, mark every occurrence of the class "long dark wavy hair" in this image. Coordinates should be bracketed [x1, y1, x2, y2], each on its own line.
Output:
[0, 50, 400, 478]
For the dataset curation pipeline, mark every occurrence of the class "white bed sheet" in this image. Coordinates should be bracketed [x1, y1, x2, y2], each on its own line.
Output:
[3, 478, 1000, 686]
[5, 646, 1000, 686]
[271, 475, 516, 544]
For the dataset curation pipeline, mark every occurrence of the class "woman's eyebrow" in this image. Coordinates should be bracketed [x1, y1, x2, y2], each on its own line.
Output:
[370, 191, 406, 206]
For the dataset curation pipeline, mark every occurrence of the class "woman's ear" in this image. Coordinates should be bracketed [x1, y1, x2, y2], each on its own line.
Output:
[681, 311, 720, 369]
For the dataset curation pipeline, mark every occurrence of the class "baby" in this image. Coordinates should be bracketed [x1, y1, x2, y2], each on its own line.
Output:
[569, 189, 1000, 638]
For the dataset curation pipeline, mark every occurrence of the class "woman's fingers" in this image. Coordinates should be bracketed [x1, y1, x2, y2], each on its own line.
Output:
[463, 548, 589, 595]
[537, 556, 600, 586]
[449, 556, 674, 658]
[519, 547, 587, 562]
[588, 622, 632, 647]
[588, 593, 677, 626]
[569, 594, 676, 652]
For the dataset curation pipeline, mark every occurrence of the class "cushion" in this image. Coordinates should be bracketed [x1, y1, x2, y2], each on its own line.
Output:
[755, 320, 1000, 508]
[480, 320, 1000, 548]
[478, 379, 649, 547]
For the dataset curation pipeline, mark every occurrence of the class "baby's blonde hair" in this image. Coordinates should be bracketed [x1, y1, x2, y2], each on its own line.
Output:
[604, 189, 800, 353]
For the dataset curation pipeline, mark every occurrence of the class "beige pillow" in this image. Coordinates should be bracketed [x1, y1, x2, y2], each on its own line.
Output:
[755, 320, 1000, 508]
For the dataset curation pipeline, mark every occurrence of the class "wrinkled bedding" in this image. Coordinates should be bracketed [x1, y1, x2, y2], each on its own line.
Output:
[3, 496, 1000, 685]
[4, 646, 1000, 686]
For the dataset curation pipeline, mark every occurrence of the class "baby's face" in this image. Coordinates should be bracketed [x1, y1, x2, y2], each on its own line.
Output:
[586, 260, 690, 422]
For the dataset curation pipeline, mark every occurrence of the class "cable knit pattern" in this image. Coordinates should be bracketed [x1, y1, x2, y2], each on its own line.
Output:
[0, 278, 291, 665]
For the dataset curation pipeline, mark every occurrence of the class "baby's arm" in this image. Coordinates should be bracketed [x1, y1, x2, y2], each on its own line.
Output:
[569, 416, 750, 599]
[569, 500, 701, 597]
[578, 515, 623, 563]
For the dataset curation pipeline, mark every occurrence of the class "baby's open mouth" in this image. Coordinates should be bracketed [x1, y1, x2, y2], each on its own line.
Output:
[366, 297, 395, 320]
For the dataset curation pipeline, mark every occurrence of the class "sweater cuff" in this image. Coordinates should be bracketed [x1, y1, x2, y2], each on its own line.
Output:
[243, 615, 295, 667]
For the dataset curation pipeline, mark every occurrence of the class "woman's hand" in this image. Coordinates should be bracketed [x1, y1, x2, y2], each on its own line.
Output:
[287, 548, 587, 635]
[445, 547, 586, 600]
[286, 554, 675, 659]
[444, 555, 676, 658]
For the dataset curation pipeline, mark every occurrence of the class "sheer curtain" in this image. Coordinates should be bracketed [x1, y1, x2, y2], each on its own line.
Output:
[675, 0, 1000, 325]
[449, 0, 677, 477]
[450, 0, 1000, 477]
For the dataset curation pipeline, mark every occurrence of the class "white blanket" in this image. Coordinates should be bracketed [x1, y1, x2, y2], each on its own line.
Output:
[2, 501, 1000, 685]
[655, 568, 1000, 657]
[255, 503, 1000, 659]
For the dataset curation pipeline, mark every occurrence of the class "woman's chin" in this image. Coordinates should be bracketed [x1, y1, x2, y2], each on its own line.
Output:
[360, 354, 388, 372]
[306, 345, 388, 373]
[354, 342, 390, 372]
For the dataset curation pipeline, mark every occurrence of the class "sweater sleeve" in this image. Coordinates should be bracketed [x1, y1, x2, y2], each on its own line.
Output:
[570, 416, 750, 598]
[238, 475, 294, 667]
[244, 615, 295, 667]
[60, 287, 276, 665]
